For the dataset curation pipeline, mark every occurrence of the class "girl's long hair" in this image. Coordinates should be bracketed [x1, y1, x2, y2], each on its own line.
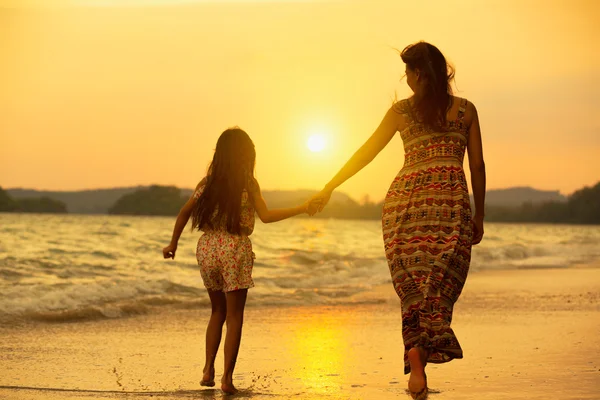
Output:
[401, 41, 455, 131]
[191, 127, 256, 235]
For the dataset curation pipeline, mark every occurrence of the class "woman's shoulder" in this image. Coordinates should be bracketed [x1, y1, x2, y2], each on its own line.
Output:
[391, 98, 411, 115]
[452, 96, 478, 126]
[452, 96, 478, 112]
[452, 96, 473, 108]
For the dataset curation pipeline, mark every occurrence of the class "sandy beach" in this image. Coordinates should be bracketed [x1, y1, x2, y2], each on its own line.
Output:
[1, 266, 599, 400]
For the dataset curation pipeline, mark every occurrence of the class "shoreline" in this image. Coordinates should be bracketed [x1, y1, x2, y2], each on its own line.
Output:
[1, 267, 599, 399]
[2, 262, 599, 327]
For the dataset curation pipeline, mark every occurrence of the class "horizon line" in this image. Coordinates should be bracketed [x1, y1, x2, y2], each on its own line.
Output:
[1, 184, 577, 196]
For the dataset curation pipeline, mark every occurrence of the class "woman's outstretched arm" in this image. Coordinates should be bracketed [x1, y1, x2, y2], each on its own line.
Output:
[314, 106, 404, 209]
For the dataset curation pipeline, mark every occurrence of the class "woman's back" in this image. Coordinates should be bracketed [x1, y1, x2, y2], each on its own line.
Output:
[393, 96, 470, 173]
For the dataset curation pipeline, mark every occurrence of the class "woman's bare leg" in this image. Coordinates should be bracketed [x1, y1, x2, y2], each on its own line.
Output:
[407, 346, 428, 397]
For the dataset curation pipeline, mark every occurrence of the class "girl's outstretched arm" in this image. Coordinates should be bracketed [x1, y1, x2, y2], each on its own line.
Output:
[250, 179, 311, 223]
[163, 178, 206, 259]
[313, 106, 404, 210]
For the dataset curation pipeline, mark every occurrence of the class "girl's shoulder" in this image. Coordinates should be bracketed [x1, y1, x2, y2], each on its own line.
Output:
[193, 177, 208, 200]
[197, 176, 208, 188]
[246, 177, 260, 195]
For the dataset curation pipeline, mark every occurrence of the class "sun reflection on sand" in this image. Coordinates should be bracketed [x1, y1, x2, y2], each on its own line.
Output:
[282, 308, 357, 394]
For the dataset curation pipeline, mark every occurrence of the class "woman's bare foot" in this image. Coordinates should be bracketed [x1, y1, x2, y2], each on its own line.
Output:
[200, 366, 215, 387]
[221, 379, 238, 395]
[407, 347, 428, 398]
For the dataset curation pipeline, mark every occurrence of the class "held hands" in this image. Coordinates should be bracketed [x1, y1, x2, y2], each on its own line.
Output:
[162, 243, 177, 259]
[305, 188, 333, 216]
[312, 188, 332, 212]
[305, 199, 320, 216]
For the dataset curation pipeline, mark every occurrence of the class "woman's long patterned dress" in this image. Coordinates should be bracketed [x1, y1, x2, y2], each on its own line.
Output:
[382, 97, 473, 374]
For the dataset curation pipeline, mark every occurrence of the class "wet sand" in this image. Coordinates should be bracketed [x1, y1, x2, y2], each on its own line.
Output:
[1, 266, 599, 399]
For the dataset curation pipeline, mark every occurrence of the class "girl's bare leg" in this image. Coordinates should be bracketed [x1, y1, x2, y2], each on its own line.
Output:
[202, 290, 227, 386]
[221, 289, 248, 395]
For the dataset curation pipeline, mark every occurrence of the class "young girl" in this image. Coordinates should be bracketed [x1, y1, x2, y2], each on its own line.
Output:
[162, 127, 314, 395]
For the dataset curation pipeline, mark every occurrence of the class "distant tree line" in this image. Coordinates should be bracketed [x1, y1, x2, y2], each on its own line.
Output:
[108, 185, 187, 215]
[483, 182, 600, 224]
[0, 187, 67, 213]
[104, 181, 600, 224]
[106, 185, 385, 219]
[312, 182, 600, 224]
[3, 182, 599, 224]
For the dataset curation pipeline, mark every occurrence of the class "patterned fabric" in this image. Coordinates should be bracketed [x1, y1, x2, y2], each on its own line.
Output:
[196, 231, 255, 292]
[193, 179, 255, 236]
[382, 97, 473, 374]
[193, 178, 256, 292]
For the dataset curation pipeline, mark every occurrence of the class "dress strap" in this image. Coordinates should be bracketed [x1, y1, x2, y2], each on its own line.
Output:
[457, 98, 468, 122]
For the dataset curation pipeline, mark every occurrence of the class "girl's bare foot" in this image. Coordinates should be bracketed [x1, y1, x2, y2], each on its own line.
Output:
[221, 379, 238, 395]
[407, 347, 428, 399]
[200, 366, 215, 387]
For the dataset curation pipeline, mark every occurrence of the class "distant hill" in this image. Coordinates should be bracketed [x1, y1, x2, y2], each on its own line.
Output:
[6, 186, 356, 214]
[7, 187, 148, 214]
[4, 183, 598, 223]
[481, 187, 567, 207]
[108, 186, 187, 216]
[0, 187, 67, 213]
[8, 185, 567, 214]
[484, 182, 600, 224]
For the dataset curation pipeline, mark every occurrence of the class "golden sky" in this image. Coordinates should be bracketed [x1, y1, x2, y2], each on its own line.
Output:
[1, 0, 598, 200]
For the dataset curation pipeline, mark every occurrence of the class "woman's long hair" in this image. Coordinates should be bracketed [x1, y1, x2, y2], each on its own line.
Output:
[401, 41, 455, 131]
[191, 127, 256, 235]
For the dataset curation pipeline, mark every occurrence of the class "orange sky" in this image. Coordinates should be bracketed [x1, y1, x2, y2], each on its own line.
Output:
[1, 0, 598, 201]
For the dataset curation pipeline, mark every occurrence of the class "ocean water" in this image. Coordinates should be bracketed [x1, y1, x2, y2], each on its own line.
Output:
[1, 213, 599, 323]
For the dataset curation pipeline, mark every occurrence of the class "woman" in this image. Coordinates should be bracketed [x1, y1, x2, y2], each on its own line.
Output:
[311, 41, 486, 399]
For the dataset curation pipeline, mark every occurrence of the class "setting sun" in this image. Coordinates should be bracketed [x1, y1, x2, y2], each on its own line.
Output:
[307, 134, 326, 153]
